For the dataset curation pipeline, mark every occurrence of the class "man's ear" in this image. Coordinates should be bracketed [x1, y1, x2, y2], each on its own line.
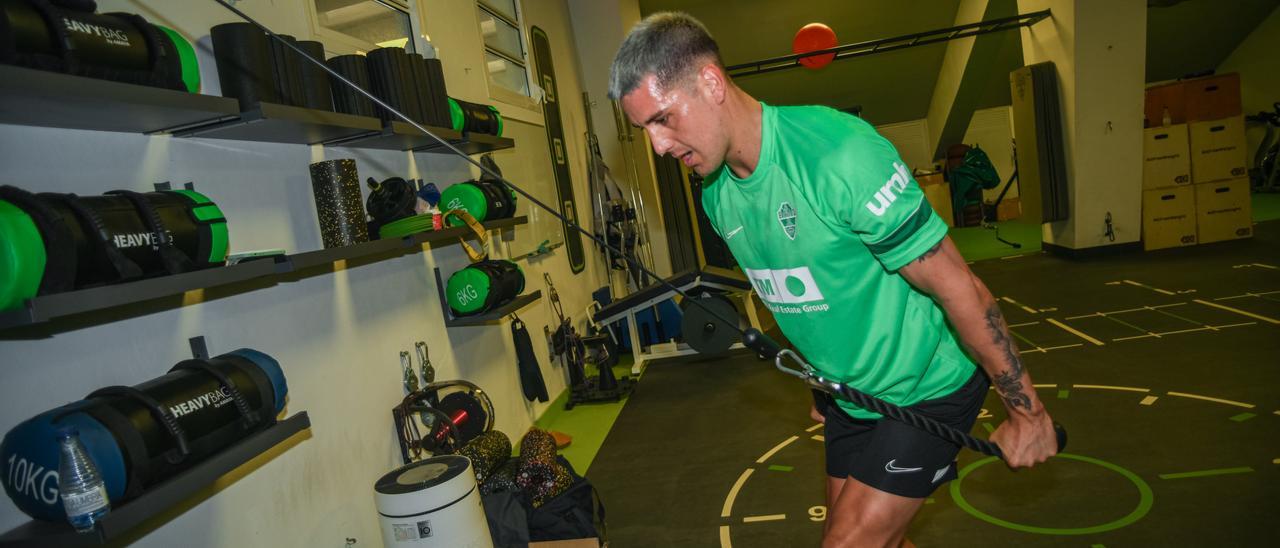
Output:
[698, 62, 728, 104]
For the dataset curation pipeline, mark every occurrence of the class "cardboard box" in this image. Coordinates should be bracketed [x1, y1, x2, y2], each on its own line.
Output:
[1189, 115, 1247, 184]
[1194, 178, 1253, 243]
[916, 172, 954, 227]
[1144, 82, 1185, 127]
[1142, 186, 1197, 251]
[995, 196, 1021, 221]
[1143, 125, 1191, 189]
[1184, 73, 1241, 122]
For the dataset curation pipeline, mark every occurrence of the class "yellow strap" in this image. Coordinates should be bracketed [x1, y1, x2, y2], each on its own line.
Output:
[444, 209, 488, 262]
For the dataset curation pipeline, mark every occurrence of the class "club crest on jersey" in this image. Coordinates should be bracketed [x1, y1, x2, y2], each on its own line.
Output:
[777, 202, 797, 240]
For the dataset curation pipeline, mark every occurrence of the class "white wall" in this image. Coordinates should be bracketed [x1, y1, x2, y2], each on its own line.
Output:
[875, 119, 934, 173]
[926, 0, 990, 158]
[961, 106, 1019, 200]
[1217, 5, 1280, 169]
[0, 0, 604, 545]
[1018, 0, 1145, 249]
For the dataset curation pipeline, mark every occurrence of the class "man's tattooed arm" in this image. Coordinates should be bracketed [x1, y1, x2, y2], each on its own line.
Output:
[911, 241, 945, 265]
[983, 304, 1032, 411]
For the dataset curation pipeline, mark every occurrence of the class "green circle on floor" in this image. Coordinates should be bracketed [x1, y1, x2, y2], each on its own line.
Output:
[949, 453, 1154, 535]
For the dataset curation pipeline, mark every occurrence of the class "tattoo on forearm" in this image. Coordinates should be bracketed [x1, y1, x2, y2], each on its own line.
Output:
[983, 304, 1032, 411]
[912, 241, 944, 264]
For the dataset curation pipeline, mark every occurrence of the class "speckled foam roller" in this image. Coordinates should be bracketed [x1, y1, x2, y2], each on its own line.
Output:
[457, 430, 511, 485]
[309, 159, 369, 248]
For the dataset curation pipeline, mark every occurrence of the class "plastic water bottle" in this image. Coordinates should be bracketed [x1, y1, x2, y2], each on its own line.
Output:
[56, 428, 110, 532]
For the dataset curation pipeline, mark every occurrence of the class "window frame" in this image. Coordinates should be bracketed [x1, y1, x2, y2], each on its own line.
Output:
[476, 0, 535, 107]
[307, 0, 418, 55]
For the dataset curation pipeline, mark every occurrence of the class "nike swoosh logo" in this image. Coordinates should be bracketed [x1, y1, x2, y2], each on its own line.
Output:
[725, 226, 744, 239]
[885, 460, 923, 473]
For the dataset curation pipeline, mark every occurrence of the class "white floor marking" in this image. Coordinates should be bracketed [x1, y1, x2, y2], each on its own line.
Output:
[1167, 391, 1256, 409]
[1153, 327, 1213, 336]
[1009, 321, 1041, 328]
[806, 423, 824, 432]
[742, 514, 787, 523]
[1041, 343, 1084, 351]
[1254, 263, 1278, 270]
[1274, 458, 1280, 465]
[811, 434, 825, 442]
[1046, 318, 1106, 346]
[756, 436, 799, 464]
[1033, 384, 1057, 388]
[1074, 384, 1150, 393]
[1123, 279, 1176, 295]
[720, 526, 732, 548]
[722, 469, 754, 517]
[1001, 296, 1038, 314]
[1000, 254, 1026, 260]
[1140, 396, 1159, 406]
[1194, 299, 1280, 325]
[1039, 308, 1058, 313]
[1114, 334, 1158, 342]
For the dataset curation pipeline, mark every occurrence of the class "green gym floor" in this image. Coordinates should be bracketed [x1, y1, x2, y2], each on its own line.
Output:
[537, 196, 1280, 547]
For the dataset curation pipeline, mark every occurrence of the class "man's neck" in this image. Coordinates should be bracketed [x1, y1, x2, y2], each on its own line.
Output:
[723, 89, 763, 179]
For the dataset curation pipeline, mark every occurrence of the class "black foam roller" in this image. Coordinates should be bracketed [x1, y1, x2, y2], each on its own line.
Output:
[309, 159, 369, 248]
[269, 34, 306, 107]
[210, 23, 279, 110]
[325, 55, 376, 117]
[392, 48, 425, 124]
[366, 47, 403, 122]
[423, 57, 451, 128]
[407, 53, 438, 126]
[295, 41, 334, 111]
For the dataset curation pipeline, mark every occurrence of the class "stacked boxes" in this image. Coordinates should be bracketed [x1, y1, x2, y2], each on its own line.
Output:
[1143, 73, 1252, 249]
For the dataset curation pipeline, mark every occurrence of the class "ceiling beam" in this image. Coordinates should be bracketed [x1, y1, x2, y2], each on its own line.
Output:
[726, 9, 1050, 79]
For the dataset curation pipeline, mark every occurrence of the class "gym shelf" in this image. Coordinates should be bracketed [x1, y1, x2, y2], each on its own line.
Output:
[432, 267, 541, 326]
[0, 65, 240, 134]
[170, 101, 381, 145]
[0, 256, 287, 331]
[287, 215, 528, 271]
[0, 217, 527, 332]
[325, 121, 515, 154]
[0, 412, 311, 548]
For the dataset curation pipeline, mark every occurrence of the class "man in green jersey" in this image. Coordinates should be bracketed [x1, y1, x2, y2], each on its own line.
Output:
[609, 13, 1059, 547]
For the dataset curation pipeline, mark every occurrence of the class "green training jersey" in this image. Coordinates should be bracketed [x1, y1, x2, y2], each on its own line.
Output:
[701, 103, 977, 419]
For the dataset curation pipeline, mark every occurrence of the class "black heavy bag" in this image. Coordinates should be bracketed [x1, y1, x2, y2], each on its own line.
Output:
[0, 349, 289, 522]
[448, 97, 503, 136]
[0, 185, 229, 311]
[445, 260, 524, 317]
[528, 456, 605, 543]
[0, 0, 199, 92]
[211, 22, 280, 110]
[326, 54, 377, 117]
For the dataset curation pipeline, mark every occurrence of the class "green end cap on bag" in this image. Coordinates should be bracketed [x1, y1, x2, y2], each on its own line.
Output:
[166, 190, 229, 264]
[0, 200, 46, 311]
[449, 98, 464, 132]
[446, 266, 492, 315]
[156, 25, 200, 93]
[439, 183, 489, 226]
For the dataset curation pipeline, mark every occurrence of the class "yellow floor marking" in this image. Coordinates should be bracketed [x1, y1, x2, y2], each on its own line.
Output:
[811, 434, 825, 442]
[1046, 318, 1106, 346]
[1167, 391, 1255, 409]
[1033, 384, 1057, 388]
[1140, 396, 1159, 406]
[719, 526, 732, 548]
[756, 436, 799, 464]
[1000, 296, 1038, 314]
[742, 514, 787, 523]
[1123, 279, 1176, 295]
[1074, 384, 1150, 393]
[1194, 299, 1280, 325]
[806, 423, 824, 432]
[722, 469, 754, 517]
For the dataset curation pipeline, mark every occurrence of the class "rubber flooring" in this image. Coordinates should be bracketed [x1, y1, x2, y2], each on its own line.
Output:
[586, 221, 1280, 547]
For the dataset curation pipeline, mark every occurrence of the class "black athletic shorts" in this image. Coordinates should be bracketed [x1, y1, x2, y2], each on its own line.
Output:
[819, 368, 989, 498]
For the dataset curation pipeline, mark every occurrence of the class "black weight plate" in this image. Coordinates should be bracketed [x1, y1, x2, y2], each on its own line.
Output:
[438, 391, 488, 444]
[681, 294, 740, 355]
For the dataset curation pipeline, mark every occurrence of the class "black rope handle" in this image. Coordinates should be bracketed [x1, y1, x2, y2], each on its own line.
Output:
[744, 328, 1067, 461]
[86, 385, 191, 464]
